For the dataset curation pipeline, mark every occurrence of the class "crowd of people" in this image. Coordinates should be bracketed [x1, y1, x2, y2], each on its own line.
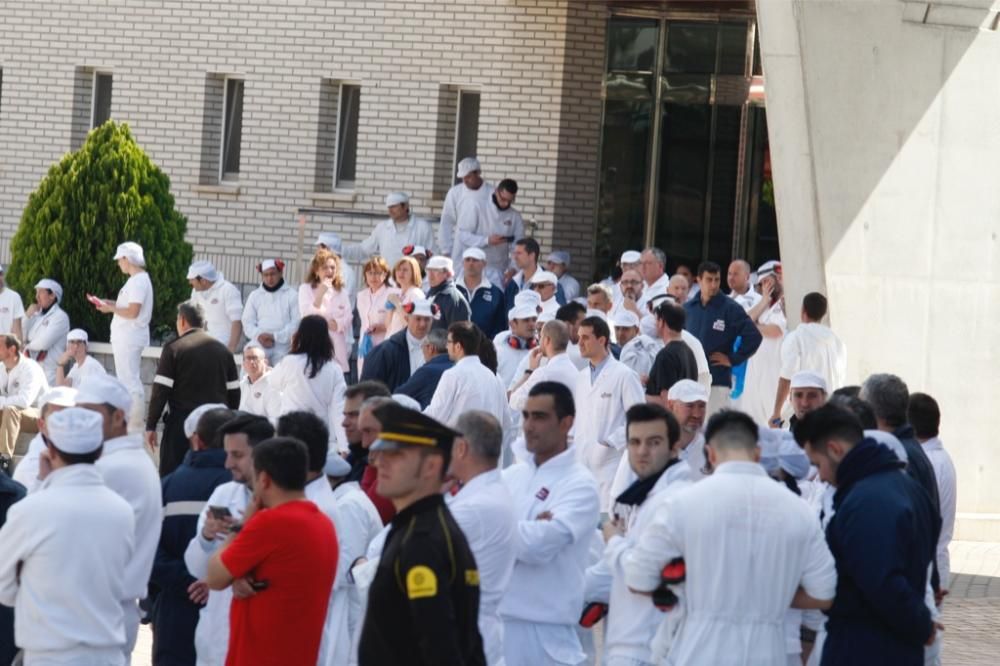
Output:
[0, 156, 957, 666]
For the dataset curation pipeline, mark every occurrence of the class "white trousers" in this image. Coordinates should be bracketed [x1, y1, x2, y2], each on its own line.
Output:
[121, 599, 140, 665]
[707, 385, 731, 418]
[112, 339, 146, 431]
[503, 619, 585, 666]
[24, 647, 124, 666]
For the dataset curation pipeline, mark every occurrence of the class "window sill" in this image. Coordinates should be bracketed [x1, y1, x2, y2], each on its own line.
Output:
[193, 183, 241, 196]
[308, 190, 356, 206]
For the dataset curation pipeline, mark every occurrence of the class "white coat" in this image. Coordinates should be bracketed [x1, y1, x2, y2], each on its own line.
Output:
[190, 277, 243, 346]
[618, 334, 663, 379]
[241, 283, 300, 364]
[0, 356, 47, 410]
[623, 461, 837, 666]
[559, 274, 581, 303]
[572, 357, 645, 512]
[184, 481, 251, 666]
[268, 354, 348, 451]
[494, 331, 531, 388]
[447, 469, 518, 666]
[11, 433, 45, 493]
[0, 464, 134, 662]
[425, 355, 513, 437]
[304, 476, 351, 666]
[508, 352, 581, 414]
[499, 446, 600, 665]
[66, 354, 108, 388]
[779, 322, 847, 391]
[0, 287, 25, 335]
[439, 180, 494, 256]
[238, 372, 280, 419]
[454, 194, 523, 283]
[342, 216, 436, 266]
[636, 273, 670, 312]
[922, 437, 957, 590]
[736, 300, 787, 425]
[23, 303, 70, 384]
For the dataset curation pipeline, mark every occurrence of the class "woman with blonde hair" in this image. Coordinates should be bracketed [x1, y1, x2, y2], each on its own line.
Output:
[298, 248, 351, 373]
[386, 256, 425, 335]
[356, 255, 396, 373]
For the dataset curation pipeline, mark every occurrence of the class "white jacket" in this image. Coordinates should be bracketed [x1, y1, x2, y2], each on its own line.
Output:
[0, 464, 134, 658]
[268, 354, 347, 450]
[425, 356, 513, 438]
[0, 355, 47, 409]
[737, 301, 787, 425]
[241, 283, 300, 364]
[454, 193, 523, 282]
[439, 180, 494, 256]
[572, 357, 645, 512]
[304, 476, 350, 666]
[508, 352, 580, 414]
[618, 334, 663, 379]
[23, 303, 70, 384]
[779, 322, 847, 390]
[342, 216, 436, 266]
[190, 277, 243, 346]
[494, 331, 531, 388]
[238, 372, 280, 419]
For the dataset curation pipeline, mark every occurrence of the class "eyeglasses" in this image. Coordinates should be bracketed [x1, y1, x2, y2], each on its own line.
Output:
[620, 279, 642, 285]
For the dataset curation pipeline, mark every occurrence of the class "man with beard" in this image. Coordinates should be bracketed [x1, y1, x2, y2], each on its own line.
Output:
[454, 179, 524, 284]
[241, 258, 299, 365]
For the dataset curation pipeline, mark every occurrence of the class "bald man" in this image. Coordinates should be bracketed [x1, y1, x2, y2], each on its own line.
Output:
[727, 260, 761, 311]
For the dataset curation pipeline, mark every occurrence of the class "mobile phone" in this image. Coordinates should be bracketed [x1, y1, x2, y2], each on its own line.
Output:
[250, 579, 269, 591]
[208, 506, 232, 520]
[502, 235, 515, 242]
[86, 294, 103, 306]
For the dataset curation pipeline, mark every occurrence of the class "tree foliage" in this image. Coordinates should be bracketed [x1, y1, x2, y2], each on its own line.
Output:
[7, 121, 192, 341]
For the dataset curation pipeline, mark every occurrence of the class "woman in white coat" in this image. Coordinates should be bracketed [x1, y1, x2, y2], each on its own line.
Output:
[298, 249, 352, 374]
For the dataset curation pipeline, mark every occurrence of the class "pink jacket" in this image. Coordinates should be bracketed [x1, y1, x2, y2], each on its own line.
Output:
[298, 282, 351, 372]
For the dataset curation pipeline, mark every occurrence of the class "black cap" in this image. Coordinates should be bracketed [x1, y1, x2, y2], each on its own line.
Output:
[369, 402, 459, 454]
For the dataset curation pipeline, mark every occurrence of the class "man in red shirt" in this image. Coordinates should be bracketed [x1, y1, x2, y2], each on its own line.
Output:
[206, 437, 338, 666]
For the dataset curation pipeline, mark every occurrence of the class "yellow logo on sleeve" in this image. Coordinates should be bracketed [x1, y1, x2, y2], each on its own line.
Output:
[406, 565, 438, 599]
[465, 569, 480, 586]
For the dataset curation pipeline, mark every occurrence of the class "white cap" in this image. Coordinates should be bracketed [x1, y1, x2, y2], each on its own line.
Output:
[790, 371, 827, 392]
[66, 328, 89, 343]
[584, 308, 608, 322]
[187, 260, 219, 282]
[612, 310, 640, 328]
[426, 256, 454, 273]
[75, 374, 132, 414]
[259, 259, 284, 272]
[184, 403, 229, 439]
[315, 233, 343, 253]
[620, 250, 642, 265]
[391, 394, 422, 411]
[40, 386, 77, 410]
[508, 304, 538, 321]
[114, 241, 145, 267]
[514, 290, 542, 309]
[528, 270, 558, 286]
[667, 379, 709, 403]
[324, 451, 352, 477]
[34, 278, 63, 302]
[759, 429, 809, 479]
[404, 245, 429, 257]
[456, 157, 481, 178]
[462, 247, 487, 262]
[546, 251, 570, 266]
[407, 299, 438, 318]
[385, 191, 410, 207]
[47, 407, 105, 454]
[757, 260, 781, 280]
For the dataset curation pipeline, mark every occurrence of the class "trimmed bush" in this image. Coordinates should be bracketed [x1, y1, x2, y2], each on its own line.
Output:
[7, 121, 192, 341]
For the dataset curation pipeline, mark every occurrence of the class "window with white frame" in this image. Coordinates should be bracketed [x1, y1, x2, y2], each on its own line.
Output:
[453, 90, 480, 184]
[91, 71, 113, 128]
[221, 77, 244, 180]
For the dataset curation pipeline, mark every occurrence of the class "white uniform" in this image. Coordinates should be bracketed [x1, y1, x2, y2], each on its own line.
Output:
[454, 195, 524, 283]
[425, 356, 513, 436]
[636, 274, 670, 312]
[12, 433, 45, 493]
[110, 271, 153, 428]
[540, 296, 560, 318]
[96, 433, 163, 661]
[737, 301, 787, 425]
[190, 277, 243, 346]
[623, 461, 837, 666]
[499, 447, 601, 666]
[0, 287, 25, 334]
[304, 476, 351, 666]
[494, 331, 532, 388]
[572, 357, 645, 512]
[618, 334, 663, 379]
[559, 274, 581, 302]
[237, 372, 280, 419]
[342, 216, 436, 267]
[23, 304, 70, 384]
[0, 464, 134, 665]
[241, 282, 300, 364]
[439, 180, 494, 256]
[922, 437, 957, 590]
[566, 342, 587, 370]
[729, 288, 762, 312]
[0, 356, 47, 410]
[268, 354, 348, 451]
[66, 354, 109, 388]
[447, 469, 518, 666]
[184, 481, 251, 666]
[779, 322, 847, 391]
[509, 352, 581, 414]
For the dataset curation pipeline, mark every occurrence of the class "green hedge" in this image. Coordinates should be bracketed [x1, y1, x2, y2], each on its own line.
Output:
[7, 121, 192, 341]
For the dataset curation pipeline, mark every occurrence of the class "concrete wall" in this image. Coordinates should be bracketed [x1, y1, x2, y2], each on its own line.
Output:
[758, 0, 1000, 528]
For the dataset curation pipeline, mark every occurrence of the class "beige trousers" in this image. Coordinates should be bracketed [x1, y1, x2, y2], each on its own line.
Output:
[0, 406, 39, 458]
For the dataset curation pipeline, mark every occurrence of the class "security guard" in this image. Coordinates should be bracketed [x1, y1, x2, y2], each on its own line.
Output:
[358, 402, 486, 666]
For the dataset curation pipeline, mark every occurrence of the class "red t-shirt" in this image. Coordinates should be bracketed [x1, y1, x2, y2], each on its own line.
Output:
[361, 463, 396, 524]
[221, 499, 338, 666]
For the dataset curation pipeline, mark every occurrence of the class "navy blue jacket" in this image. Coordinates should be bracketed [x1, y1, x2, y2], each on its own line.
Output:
[823, 438, 938, 666]
[457, 282, 508, 339]
[395, 354, 454, 409]
[361, 329, 415, 391]
[684, 292, 762, 387]
[427, 279, 471, 332]
[0, 472, 25, 665]
[150, 448, 231, 666]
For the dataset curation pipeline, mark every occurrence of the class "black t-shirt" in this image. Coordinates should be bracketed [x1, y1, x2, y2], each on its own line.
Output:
[646, 340, 699, 397]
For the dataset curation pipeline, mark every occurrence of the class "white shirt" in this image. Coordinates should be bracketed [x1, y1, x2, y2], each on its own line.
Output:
[779, 322, 847, 390]
[618, 334, 663, 379]
[736, 301, 787, 425]
[425, 356, 513, 435]
[268, 354, 347, 449]
[539, 296, 559, 318]
[96, 433, 163, 601]
[455, 194, 523, 283]
[439, 180, 494, 256]
[447, 469, 518, 666]
[304, 476, 350, 666]
[110, 271, 153, 345]
[11, 433, 45, 493]
[508, 352, 580, 414]
[922, 437, 957, 590]
[558, 274, 581, 302]
[624, 462, 837, 666]
[190, 277, 243, 345]
[637, 273, 670, 312]
[241, 283, 300, 364]
[0, 356, 47, 409]
[494, 331, 531, 388]
[238, 372, 279, 419]
[405, 330, 426, 378]
[0, 287, 25, 334]
[572, 357, 646, 512]
[23, 304, 70, 384]
[0, 464, 134, 659]
[566, 341, 587, 370]
[342, 216, 436, 266]
[729, 287, 762, 311]
[66, 354, 108, 388]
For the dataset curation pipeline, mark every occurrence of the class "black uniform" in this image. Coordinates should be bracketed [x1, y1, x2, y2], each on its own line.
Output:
[359, 493, 485, 666]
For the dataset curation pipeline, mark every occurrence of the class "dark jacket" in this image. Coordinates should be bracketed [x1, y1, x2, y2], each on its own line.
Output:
[427, 279, 471, 331]
[823, 438, 938, 666]
[0, 472, 25, 666]
[150, 448, 231, 666]
[396, 354, 454, 409]
[361, 329, 415, 391]
[684, 292, 762, 387]
[457, 281, 508, 339]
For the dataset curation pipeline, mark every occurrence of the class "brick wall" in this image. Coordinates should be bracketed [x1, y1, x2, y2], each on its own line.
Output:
[0, 0, 609, 288]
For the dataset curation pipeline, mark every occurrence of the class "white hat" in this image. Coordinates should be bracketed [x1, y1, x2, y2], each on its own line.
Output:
[462, 247, 486, 262]
[34, 278, 63, 302]
[391, 394, 422, 411]
[407, 299, 438, 318]
[456, 157, 481, 178]
[404, 245, 429, 257]
[757, 260, 781, 280]
[667, 379, 709, 403]
[426, 256, 454, 273]
[790, 371, 828, 392]
[584, 308, 608, 321]
[315, 233, 343, 253]
[528, 270, 558, 286]
[759, 429, 809, 479]
[324, 451, 352, 477]
[187, 260, 219, 282]
[508, 304, 538, 321]
[514, 290, 542, 309]
[537, 311, 556, 324]
[46, 407, 105, 454]
[75, 374, 132, 414]
[114, 241, 146, 267]
[620, 250, 642, 265]
[66, 328, 89, 343]
[546, 251, 570, 266]
[612, 310, 640, 328]
[184, 403, 229, 439]
[385, 191, 410, 207]
[259, 259, 284, 273]
[40, 386, 77, 410]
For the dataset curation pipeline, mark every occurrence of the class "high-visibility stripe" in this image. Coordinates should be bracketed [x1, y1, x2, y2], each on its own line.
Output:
[163, 500, 206, 518]
[225, 380, 240, 390]
[154, 375, 175, 388]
